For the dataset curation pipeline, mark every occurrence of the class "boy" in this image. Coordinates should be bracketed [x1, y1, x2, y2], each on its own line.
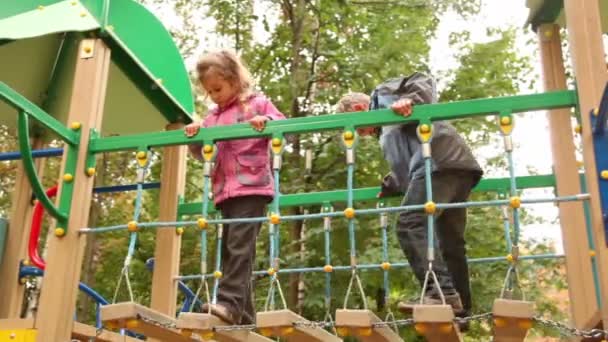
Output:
[337, 73, 483, 316]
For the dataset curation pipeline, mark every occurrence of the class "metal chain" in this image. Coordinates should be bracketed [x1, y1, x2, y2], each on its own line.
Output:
[453, 312, 493, 325]
[138, 314, 178, 330]
[533, 317, 608, 339]
[214, 324, 257, 332]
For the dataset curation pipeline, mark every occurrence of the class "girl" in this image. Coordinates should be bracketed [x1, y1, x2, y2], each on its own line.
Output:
[184, 50, 285, 325]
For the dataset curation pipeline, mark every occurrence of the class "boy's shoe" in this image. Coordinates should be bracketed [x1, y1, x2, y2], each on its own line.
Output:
[397, 292, 464, 315]
[200, 303, 236, 325]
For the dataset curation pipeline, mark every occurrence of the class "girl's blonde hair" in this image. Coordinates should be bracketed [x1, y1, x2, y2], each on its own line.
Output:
[196, 49, 254, 99]
[336, 92, 370, 113]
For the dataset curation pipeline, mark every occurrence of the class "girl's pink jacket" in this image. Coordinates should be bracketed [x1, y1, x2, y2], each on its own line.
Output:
[189, 94, 285, 205]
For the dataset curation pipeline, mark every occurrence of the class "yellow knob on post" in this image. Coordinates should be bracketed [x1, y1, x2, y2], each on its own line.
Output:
[55, 228, 65, 237]
[419, 124, 431, 134]
[176, 227, 184, 235]
[500, 116, 511, 126]
[86, 167, 96, 177]
[424, 201, 436, 214]
[271, 138, 282, 147]
[267, 267, 276, 276]
[269, 214, 281, 225]
[601, 170, 608, 180]
[197, 218, 208, 230]
[63, 173, 74, 183]
[509, 196, 521, 209]
[127, 221, 138, 232]
[70, 122, 81, 130]
[203, 145, 213, 153]
[214, 271, 223, 279]
[344, 207, 355, 219]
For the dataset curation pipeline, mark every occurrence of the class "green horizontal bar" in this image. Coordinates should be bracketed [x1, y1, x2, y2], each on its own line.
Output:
[90, 90, 577, 153]
[0, 82, 78, 145]
[177, 174, 558, 216]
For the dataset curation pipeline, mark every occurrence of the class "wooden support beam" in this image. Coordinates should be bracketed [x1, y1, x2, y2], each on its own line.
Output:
[150, 122, 187, 316]
[335, 309, 402, 342]
[537, 22, 599, 328]
[177, 312, 273, 342]
[563, 0, 608, 327]
[256, 309, 342, 342]
[413, 305, 462, 342]
[71, 322, 140, 342]
[0, 138, 44, 318]
[35, 38, 110, 342]
[100, 302, 196, 342]
[491, 299, 534, 342]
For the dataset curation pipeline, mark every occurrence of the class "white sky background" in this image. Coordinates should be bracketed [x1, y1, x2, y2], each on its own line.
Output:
[147, 0, 578, 253]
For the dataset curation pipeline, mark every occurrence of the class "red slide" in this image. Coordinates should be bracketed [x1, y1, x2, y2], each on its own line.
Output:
[29, 185, 58, 270]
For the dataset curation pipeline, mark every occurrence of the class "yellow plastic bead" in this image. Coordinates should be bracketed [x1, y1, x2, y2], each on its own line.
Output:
[136, 151, 147, 160]
[176, 227, 184, 235]
[271, 138, 282, 147]
[439, 323, 453, 334]
[424, 201, 436, 214]
[506, 254, 514, 263]
[71, 1, 78, 6]
[197, 218, 208, 230]
[590, 250, 596, 257]
[343, 131, 354, 140]
[127, 221, 138, 232]
[500, 116, 511, 126]
[214, 270, 223, 279]
[125, 319, 139, 329]
[80, 11, 87, 17]
[86, 167, 96, 177]
[414, 323, 427, 334]
[494, 317, 507, 328]
[509, 196, 521, 209]
[203, 145, 213, 153]
[267, 267, 276, 276]
[55, 228, 65, 237]
[543, 29, 552, 38]
[280, 327, 294, 336]
[200, 331, 215, 340]
[336, 327, 350, 337]
[518, 318, 532, 330]
[381, 262, 391, 271]
[23, 260, 30, 266]
[269, 214, 281, 225]
[357, 328, 373, 337]
[419, 124, 431, 134]
[259, 328, 273, 337]
[594, 108, 599, 116]
[63, 173, 74, 182]
[105, 321, 119, 330]
[19, 277, 27, 285]
[601, 170, 608, 180]
[323, 264, 333, 273]
[575, 124, 582, 134]
[37, 5, 45, 10]
[70, 122, 81, 130]
[344, 207, 355, 219]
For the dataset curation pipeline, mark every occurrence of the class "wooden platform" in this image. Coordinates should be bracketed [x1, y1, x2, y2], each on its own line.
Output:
[335, 309, 402, 342]
[256, 309, 342, 342]
[100, 302, 196, 342]
[177, 312, 273, 341]
[0, 319, 139, 342]
[413, 305, 462, 342]
[492, 299, 534, 342]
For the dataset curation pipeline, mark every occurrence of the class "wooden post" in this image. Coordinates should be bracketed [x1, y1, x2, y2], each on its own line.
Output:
[35, 38, 110, 341]
[150, 122, 187, 315]
[537, 23, 599, 327]
[0, 138, 45, 318]
[563, 0, 608, 327]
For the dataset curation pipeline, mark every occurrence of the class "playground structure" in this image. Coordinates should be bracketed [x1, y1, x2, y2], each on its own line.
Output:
[0, 0, 608, 341]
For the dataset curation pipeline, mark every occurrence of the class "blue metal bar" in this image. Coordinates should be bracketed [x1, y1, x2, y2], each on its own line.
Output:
[93, 182, 160, 194]
[0, 148, 64, 161]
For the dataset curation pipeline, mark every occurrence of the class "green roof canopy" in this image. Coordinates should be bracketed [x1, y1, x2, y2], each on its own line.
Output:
[526, 0, 608, 32]
[0, 0, 194, 136]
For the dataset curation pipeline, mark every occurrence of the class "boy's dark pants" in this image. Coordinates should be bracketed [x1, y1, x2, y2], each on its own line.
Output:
[397, 171, 476, 312]
[217, 195, 269, 324]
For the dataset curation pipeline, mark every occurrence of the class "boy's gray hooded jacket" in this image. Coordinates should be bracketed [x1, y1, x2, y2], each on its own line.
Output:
[371, 73, 483, 194]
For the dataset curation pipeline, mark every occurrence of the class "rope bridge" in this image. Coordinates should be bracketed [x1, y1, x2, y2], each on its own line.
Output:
[82, 93, 604, 341]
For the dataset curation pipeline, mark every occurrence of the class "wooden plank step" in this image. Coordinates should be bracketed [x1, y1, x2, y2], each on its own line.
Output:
[71, 322, 141, 342]
[335, 309, 403, 342]
[492, 299, 534, 342]
[177, 312, 273, 342]
[413, 305, 462, 342]
[100, 302, 196, 342]
[256, 309, 342, 342]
